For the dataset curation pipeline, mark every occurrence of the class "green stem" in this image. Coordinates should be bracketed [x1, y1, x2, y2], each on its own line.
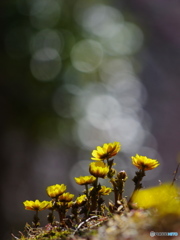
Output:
[85, 184, 91, 214]
[90, 177, 98, 213]
[118, 180, 124, 201]
[107, 158, 114, 170]
[47, 210, 54, 225]
[128, 169, 145, 207]
[58, 205, 66, 223]
[111, 180, 118, 207]
[134, 169, 145, 191]
[33, 210, 40, 227]
[85, 184, 89, 198]
[94, 177, 98, 188]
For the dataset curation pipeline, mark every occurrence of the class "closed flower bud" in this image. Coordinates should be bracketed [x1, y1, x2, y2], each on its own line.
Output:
[117, 171, 128, 180]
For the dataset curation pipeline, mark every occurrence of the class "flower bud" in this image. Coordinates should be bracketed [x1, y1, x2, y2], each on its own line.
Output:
[117, 171, 128, 180]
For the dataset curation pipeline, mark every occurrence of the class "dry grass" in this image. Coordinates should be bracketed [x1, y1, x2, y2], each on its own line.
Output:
[13, 210, 180, 240]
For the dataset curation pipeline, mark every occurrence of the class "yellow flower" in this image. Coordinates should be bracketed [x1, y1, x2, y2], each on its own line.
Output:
[67, 201, 73, 208]
[23, 200, 50, 211]
[98, 186, 112, 195]
[91, 142, 121, 161]
[74, 176, 96, 185]
[131, 154, 160, 171]
[89, 162, 109, 178]
[74, 195, 87, 206]
[132, 183, 180, 215]
[46, 184, 67, 198]
[58, 192, 74, 202]
[57, 201, 73, 208]
[46, 201, 54, 209]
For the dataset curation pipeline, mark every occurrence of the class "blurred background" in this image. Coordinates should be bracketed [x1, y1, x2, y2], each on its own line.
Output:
[1, 0, 180, 239]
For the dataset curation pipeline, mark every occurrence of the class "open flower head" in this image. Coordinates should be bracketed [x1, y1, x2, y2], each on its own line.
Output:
[98, 186, 112, 195]
[132, 183, 180, 215]
[23, 200, 50, 211]
[91, 142, 121, 161]
[46, 184, 67, 198]
[131, 154, 160, 171]
[89, 162, 109, 178]
[58, 192, 74, 202]
[74, 194, 87, 206]
[74, 176, 96, 185]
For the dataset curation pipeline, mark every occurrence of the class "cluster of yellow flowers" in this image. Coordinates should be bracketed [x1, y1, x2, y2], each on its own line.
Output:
[23, 141, 165, 230]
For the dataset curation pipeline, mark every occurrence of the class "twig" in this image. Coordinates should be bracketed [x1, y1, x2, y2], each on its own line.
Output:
[11, 233, 19, 240]
[171, 162, 180, 186]
[73, 215, 98, 235]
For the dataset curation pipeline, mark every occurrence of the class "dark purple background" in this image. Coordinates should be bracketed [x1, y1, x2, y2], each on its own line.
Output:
[119, 0, 180, 179]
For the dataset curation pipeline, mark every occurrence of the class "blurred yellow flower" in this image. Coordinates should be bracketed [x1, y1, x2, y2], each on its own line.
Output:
[23, 200, 50, 211]
[58, 192, 74, 202]
[74, 194, 87, 206]
[131, 154, 160, 171]
[132, 183, 180, 215]
[57, 201, 73, 208]
[74, 176, 96, 185]
[89, 162, 109, 178]
[91, 142, 121, 161]
[98, 186, 112, 195]
[89, 187, 94, 192]
[46, 184, 67, 198]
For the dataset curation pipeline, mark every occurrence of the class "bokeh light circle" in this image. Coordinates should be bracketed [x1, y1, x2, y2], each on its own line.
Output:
[70, 39, 103, 73]
[30, 0, 61, 29]
[74, 3, 124, 38]
[30, 29, 63, 54]
[85, 94, 122, 130]
[102, 22, 144, 56]
[30, 47, 61, 81]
